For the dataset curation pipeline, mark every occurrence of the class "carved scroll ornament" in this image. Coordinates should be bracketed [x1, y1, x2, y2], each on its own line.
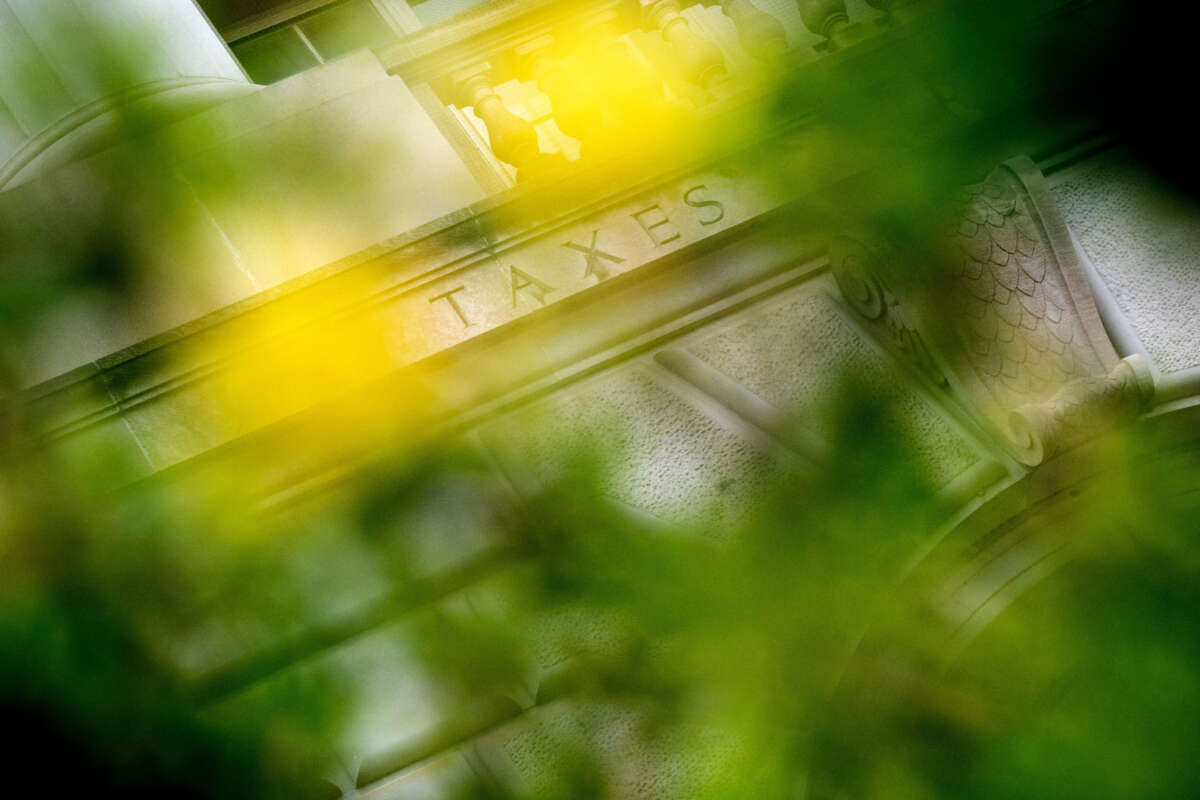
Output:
[832, 157, 1156, 466]
[829, 234, 949, 390]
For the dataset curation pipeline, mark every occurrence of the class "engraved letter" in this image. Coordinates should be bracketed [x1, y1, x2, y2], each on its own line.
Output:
[429, 286, 471, 327]
[684, 184, 725, 226]
[562, 230, 625, 281]
[509, 265, 555, 307]
[632, 204, 681, 247]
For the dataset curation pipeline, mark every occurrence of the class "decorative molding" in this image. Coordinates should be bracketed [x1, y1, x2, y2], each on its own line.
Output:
[22, 157, 778, 457]
[937, 157, 1155, 463]
[829, 235, 949, 390]
[0, 77, 256, 190]
[382, 0, 636, 86]
[217, 0, 341, 42]
[1006, 354, 1154, 465]
[831, 157, 1159, 467]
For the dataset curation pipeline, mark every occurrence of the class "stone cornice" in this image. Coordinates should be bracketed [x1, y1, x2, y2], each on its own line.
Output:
[378, 0, 632, 83]
[14, 0, 901, 421]
[24, 149, 802, 480]
[216, 0, 342, 42]
[14, 0, 1131, 490]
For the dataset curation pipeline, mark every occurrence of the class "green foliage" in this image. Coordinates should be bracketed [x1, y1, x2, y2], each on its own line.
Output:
[2, 1, 1199, 797]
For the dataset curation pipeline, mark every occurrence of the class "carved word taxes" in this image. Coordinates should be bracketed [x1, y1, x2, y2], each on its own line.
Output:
[407, 178, 752, 362]
[562, 230, 624, 281]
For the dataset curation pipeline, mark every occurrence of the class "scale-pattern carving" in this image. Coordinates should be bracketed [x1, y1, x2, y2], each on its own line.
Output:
[834, 160, 1156, 466]
[937, 160, 1158, 465]
[949, 173, 1105, 406]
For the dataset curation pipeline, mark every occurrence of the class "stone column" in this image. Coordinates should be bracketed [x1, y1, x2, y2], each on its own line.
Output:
[452, 63, 567, 182]
[0, 0, 254, 189]
[643, 0, 729, 94]
[516, 35, 599, 146]
[796, 0, 850, 50]
[715, 0, 788, 62]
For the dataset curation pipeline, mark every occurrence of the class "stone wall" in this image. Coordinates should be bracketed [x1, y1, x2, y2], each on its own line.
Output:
[1050, 149, 1200, 376]
[4, 51, 485, 385]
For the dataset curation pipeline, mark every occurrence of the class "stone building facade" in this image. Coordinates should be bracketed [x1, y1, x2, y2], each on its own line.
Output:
[3, 0, 1199, 796]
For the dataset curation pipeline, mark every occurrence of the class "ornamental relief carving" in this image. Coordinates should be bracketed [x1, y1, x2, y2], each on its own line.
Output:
[947, 163, 1105, 404]
[829, 234, 949, 391]
[831, 157, 1156, 466]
